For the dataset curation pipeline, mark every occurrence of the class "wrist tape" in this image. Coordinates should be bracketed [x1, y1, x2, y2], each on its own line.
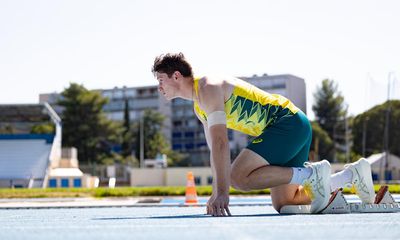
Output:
[207, 111, 227, 128]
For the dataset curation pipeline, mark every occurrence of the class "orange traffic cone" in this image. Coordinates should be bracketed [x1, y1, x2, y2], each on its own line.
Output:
[185, 171, 199, 204]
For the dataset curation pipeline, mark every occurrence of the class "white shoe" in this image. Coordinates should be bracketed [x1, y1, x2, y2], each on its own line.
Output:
[344, 158, 375, 203]
[303, 160, 331, 213]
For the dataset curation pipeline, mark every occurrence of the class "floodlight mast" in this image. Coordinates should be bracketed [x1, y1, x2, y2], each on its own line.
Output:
[381, 72, 396, 182]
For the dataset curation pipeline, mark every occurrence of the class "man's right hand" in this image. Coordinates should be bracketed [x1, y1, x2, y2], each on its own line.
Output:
[206, 193, 231, 217]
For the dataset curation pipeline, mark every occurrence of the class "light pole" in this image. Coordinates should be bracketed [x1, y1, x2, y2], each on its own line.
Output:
[381, 72, 396, 182]
[345, 115, 350, 164]
[362, 116, 369, 157]
[140, 115, 144, 168]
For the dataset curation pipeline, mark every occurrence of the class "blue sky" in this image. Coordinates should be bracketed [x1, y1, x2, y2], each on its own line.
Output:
[0, 0, 399, 119]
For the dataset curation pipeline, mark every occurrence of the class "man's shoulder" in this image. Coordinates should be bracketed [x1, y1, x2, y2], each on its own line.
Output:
[197, 76, 216, 92]
[198, 75, 231, 89]
[196, 76, 226, 111]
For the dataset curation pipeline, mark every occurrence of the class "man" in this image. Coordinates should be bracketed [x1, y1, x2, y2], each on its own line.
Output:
[152, 53, 375, 217]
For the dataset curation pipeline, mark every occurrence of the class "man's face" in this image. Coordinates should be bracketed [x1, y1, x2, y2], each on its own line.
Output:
[156, 72, 178, 100]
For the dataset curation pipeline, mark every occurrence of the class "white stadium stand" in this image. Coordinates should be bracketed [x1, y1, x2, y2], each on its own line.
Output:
[0, 138, 52, 188]
[0, 103, 61, 188]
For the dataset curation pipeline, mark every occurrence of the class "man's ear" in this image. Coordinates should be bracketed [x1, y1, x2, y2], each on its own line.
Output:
[173, 71, 182, 80]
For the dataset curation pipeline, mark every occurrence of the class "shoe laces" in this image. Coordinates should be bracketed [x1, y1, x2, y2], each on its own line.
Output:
[352, 168, 370, 195]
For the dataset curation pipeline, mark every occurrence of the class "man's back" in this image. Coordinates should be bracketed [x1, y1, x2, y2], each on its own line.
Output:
[193, 76, 300, 136]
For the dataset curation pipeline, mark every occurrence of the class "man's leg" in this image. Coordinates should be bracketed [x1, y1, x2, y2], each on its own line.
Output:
[270, 184, 311, 212]
[231, 149, 311, 211]
[330, 158, 375, 203]
[231, 112, 330, 213]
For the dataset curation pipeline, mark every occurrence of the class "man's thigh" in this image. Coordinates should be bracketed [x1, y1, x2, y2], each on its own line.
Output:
[246, 112, 311, 167]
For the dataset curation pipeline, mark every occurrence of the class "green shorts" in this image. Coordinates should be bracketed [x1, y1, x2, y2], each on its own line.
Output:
[246, 111, 312, 167]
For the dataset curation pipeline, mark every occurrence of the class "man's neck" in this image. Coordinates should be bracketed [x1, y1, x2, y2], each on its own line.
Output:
[179, 77, 195, 101]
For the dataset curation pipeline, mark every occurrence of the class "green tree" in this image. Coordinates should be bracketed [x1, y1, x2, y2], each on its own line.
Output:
[58, 83, 123, 165]
[133, 109, 185, 166]
[352, 100, 400, 157]
[313, 79, 347, 139]
[30, 122, 55, 134]
[313, 79, 348, 162]
[119, 98, 139, 166]
[121, 98, 133, 158]
[310, 121, 334, 161]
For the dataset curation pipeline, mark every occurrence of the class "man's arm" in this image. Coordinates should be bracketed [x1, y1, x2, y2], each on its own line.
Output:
[202, 122, 216, 188]
[208, 124, 230, 196]
[197, 77, 231, 216]
[194, 111, 217, 193]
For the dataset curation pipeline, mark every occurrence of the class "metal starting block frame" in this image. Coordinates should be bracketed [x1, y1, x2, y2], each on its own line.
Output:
[280, 186, 400, 214]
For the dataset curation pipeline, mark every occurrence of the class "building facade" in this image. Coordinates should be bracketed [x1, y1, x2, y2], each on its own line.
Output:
[39, 73, 306, 166]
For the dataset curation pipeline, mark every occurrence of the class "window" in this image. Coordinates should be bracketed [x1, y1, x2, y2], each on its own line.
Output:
[73, 178, 82, 188]
[134, 99, 158, 108]
[172, 144, 182, 150]
[49, 179, 57, 188]
[113, 90, 123, 99]
[125, 89, 136, 97]
[185, 143, 194, 149]
[150, 88, 158, 96]
[173, 121, 182, 127]
[194, 176, 201, 185]
[184, 131, 194, 138]
[207, 176, 213, 185]
[372, 173, 378, 181]
[196, 142, 207, 148]
[272, 83, 286, 89]
[61, 178, 69, 188]
[172, 132, 182, 138]
[385, 171, 392, 181]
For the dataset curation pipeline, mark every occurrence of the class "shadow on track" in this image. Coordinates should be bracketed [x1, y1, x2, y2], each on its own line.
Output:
[92, 213, 284, 220]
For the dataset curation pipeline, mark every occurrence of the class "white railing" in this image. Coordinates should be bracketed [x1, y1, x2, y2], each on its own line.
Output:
[42, 102, 62, 188]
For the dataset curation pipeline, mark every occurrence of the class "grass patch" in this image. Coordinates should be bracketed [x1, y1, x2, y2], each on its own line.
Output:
[0, 184, 398, 198]
[0, 188, 93, 198]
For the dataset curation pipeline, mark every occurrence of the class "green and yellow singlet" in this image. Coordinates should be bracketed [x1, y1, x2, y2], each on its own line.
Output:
[193, 77, 300, 136]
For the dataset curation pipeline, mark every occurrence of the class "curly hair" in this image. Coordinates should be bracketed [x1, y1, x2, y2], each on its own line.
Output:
[151, 53, 193, 78]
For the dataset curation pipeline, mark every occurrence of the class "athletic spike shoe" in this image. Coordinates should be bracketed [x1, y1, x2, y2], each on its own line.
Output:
[344, 158, 375, 203]
[303, 160, 331, 213]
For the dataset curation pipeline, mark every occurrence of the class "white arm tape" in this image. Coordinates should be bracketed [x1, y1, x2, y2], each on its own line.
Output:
[207, 111, 227, 128]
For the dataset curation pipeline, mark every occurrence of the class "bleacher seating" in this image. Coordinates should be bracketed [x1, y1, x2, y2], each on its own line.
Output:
[0, 136, 53, 188]
[0, 103, 61, 188]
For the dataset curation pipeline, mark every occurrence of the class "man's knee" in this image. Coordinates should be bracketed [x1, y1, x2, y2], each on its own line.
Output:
[230, 172, 251, 191]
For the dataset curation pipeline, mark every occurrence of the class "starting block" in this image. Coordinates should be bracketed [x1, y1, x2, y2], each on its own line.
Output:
[280, 186, 400, 214]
